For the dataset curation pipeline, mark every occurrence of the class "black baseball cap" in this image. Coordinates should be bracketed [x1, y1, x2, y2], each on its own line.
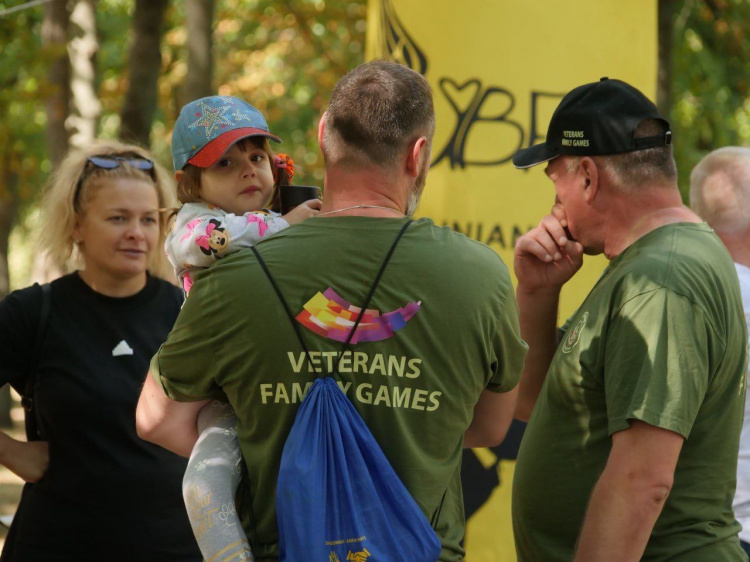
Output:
[512, 77, 671, 169]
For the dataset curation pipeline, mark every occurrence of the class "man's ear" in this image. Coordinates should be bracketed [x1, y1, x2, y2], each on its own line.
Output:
[580, 156, 599, 202]
[317, 111, 327, 148]
[406, 136, 429, 178]
[174, 170, 184, 183]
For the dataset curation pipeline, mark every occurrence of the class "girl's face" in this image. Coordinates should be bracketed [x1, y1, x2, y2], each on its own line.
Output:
[74, 178, 160, 295]
[199, 140, 275, 215]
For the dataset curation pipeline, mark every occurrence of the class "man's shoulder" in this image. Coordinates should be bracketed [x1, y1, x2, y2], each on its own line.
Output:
[206, 217, 511, 286]
[612, 223, 739, 312]
[663, 224, 734, 284]
[410, 217, 508, 268]
[619, 223, 722, 275]
[249, 216, 504, 264]
[193, 247, 262, 278]
[402, 220, 515, 303]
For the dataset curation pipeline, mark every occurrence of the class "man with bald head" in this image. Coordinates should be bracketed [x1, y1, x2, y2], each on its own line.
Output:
[691, 147, 750, 557]
[690, 147, 750, 274]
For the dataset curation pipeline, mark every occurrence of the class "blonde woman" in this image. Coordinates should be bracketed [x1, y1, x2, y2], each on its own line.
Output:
[0, 140, 201, 561]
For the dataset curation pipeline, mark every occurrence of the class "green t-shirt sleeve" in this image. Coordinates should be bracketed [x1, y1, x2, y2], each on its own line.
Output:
[486, 288, 528, 393]
[150, 273, 226, 402]
[605, 288, 710, 438]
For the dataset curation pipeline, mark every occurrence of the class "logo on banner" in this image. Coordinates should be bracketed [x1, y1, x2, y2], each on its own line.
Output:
[378, 0, 428, 74]
[378, 0, 564, 170]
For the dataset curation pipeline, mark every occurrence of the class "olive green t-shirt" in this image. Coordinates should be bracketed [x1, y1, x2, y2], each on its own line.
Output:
[513, 223, 748, 561]
[151, 217, 527, 561]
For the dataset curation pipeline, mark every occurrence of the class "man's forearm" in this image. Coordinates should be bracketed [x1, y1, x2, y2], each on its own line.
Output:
[573, 465, 670, 562]
[136, 373, 207, 457]
[514, 286, 560, 421]
[463, 387, 518, 448]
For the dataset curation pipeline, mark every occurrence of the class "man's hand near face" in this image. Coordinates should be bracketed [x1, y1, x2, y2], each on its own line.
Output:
[513, 203, 584, 422]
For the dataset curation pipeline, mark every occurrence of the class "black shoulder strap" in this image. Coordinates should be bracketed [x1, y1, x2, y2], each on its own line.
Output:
[22, 283, 51, 441]
[251, 220, 412, 377]
[251, 220, 452, 530]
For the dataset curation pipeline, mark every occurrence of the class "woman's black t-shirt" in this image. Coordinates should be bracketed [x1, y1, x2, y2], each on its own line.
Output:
[0, 273, 201, 561]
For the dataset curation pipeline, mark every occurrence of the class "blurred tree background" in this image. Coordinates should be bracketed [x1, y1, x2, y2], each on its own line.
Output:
[0, 0, 368, 296]
[0, 0, 367, 425]
[1, 0, 748, 294]
[664, 0, 750, 195]
[0, 0, 748, 422]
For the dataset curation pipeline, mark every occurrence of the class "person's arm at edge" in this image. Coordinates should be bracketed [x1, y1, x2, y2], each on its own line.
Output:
[513, 202, 583, 421]
[464, 387, 518, 448]
[136, 372, 208, 457]
[573, 420, 683, 562]
[0, 430, 48, 482]
[464, 256, 528, 448]
[514, 286, 560, 421]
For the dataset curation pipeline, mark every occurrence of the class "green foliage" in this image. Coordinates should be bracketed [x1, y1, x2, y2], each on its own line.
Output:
[19, 0, 367, 185]
[671, 0, 750, 197]
[98, 0, 137, 122]
[216, 0, 366, 183]
[12, 0, 750, 288]
[0, 4, 48, 205]
[153, 0, 367, 183]
[3, 0, 366, 289]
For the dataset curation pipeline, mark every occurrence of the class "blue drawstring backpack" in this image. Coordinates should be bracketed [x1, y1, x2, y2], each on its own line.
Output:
[251, 220, 442, 562]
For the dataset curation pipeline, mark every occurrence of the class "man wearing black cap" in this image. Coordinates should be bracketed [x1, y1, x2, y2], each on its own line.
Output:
[510, 78, 748, 561]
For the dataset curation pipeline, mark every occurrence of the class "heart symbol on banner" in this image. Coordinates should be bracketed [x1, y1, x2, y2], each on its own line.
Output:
[439, 78, 482, 115]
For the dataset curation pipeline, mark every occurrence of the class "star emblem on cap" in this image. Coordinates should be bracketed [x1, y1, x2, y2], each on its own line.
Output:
[231, 109, 254, 124]
[188, 100, 235, 139]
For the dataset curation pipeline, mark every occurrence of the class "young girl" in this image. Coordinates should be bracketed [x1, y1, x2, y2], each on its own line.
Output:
[166, 95, 321, 562]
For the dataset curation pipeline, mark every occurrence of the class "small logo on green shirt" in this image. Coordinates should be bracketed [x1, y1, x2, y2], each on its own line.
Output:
[562, 311, 588, 354]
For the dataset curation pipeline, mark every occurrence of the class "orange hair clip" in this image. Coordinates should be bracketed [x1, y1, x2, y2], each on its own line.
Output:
[273, 154, 295, 179]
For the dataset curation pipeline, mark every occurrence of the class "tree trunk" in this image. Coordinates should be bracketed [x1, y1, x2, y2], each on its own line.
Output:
[657, 0, 680, 119]
[42, 0, 71, 168]
[183, 0, 214, 105]
[3, 2, 74, 430]
[68, 0, 99, 151]
[119, 0, 170, 146]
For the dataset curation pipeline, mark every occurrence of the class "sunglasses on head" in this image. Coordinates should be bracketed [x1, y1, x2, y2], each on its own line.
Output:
[75, 155, 156, 209]
[87, 155, 155, 173]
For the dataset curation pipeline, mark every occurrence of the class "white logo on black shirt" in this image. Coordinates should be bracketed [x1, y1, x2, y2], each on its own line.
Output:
[112, 340, 134, 357]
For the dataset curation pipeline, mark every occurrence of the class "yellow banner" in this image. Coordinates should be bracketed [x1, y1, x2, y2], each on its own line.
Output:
[367, 1, 657, 560]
